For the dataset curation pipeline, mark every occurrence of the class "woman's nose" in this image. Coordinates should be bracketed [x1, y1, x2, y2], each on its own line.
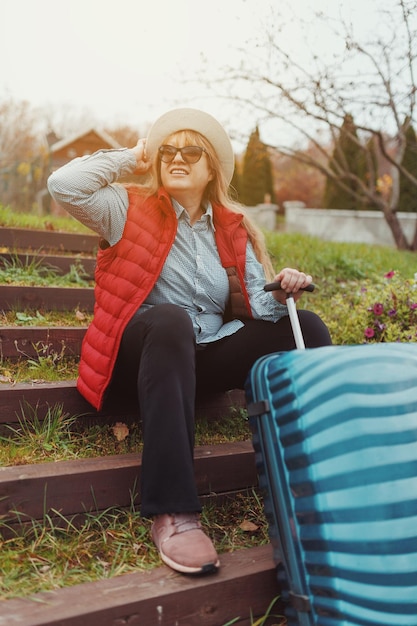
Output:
[172, 149, 185, 162]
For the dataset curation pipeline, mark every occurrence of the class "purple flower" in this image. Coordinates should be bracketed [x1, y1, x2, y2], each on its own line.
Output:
[384, 271, 395, 279]
[375, 321, 386, 331]
[364, 327, 375, 338]
[373, 303, 384, 316]
[410, 303, 417, 310]
[388, 309, 397, 317]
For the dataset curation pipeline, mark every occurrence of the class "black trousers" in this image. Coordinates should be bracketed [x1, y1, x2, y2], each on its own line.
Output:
[110, 304, 332, 517]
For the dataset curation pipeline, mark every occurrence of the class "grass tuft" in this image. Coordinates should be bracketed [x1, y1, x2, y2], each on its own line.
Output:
[0, 205, 93, 234]
[0, 402, 250, 466]
[0, 253, 93, 287]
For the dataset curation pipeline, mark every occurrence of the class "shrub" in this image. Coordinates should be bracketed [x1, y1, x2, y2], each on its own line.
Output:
[322, 271, 417, 345]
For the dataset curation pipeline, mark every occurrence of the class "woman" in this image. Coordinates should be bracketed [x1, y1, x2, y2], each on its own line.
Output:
[48, 108, 331, 576]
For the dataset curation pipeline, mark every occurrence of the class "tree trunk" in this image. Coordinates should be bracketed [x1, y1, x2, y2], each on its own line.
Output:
[381, 203, 412, 250]
[412, 220, 417, 251]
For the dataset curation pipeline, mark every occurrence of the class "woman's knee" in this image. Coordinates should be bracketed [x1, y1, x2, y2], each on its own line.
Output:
[147, 304, 194, 339]
[153, 304, 188, 319]
[298, 310, 332, 347]
[122, 304, 194, 350]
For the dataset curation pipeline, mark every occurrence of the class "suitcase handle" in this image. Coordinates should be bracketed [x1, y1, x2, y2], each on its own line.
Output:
[264, 281, 311, 349]
[264, 281, 315, 293]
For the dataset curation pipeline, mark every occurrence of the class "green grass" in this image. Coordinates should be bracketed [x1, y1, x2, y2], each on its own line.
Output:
[0, 254, 93, 287]
[0, 402, 251, 466]
[0, 351, 80, 384]
[0, 308, 92, 327]
[265, 231, 417, 283]
[223, 596, 285, 626]
[263, 231, 417, 346]
[0, 490, 268, 601]
[0, 205, 93, 234]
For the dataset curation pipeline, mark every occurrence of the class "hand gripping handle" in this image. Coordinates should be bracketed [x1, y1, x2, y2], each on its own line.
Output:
[264, 281, 316, 349]
[264, 281, 315, 293]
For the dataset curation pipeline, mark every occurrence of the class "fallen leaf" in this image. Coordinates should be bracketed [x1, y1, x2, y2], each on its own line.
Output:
[112, 422, 129, 442]
[0, 374, 13, 384]
[239, 520, 259, 532]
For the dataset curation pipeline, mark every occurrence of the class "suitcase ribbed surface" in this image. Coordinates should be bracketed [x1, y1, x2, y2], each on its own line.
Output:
[246, 343, 417, 626]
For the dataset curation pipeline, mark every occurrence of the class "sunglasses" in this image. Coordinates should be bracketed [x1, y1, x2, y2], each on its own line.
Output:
[158, 145, 208, 164]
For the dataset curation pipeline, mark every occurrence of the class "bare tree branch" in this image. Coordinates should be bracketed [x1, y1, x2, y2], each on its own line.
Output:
[195, 0, 417, 249]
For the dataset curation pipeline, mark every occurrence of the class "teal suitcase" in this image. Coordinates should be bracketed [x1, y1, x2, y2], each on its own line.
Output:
[246, 291, 417, 625]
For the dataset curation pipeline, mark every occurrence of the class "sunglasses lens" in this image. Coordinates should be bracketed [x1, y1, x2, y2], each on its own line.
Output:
[159, 146, 178, 162]
[158, 145, 205, 163]
[181, 147, 204, 163]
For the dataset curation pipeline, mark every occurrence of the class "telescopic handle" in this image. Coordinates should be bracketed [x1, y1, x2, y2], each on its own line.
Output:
[264, 281, 315, 293]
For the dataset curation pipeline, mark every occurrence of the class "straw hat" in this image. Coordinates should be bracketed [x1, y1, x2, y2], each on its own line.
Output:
[146, 108, 235, 184]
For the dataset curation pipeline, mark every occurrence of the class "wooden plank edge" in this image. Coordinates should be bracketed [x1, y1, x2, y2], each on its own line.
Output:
[0, 253, 96, 279]
[0, 326, 87, 359]
[0, 441, 257, 525]
[0, 285, 95, 312]
[0, 381, 246, 423]
[0, 488, 259, 540]
[0, 226, 99, 253]
[0, 544, 281, 626]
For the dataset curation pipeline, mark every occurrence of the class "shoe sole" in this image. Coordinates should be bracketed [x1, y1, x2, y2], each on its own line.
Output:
[160, 550, 220, 575]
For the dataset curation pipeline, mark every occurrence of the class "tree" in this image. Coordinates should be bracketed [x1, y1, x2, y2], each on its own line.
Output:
[201, 0, 417, 249]
[271, 145, 326, 209]
[398, 119, 417, 212]
[0, 98, 49, 212]
[323, 114, 369, 210]
[240, 127, 275, 205]
[229, 158, 241, 201]
[0, 101, 143, 212]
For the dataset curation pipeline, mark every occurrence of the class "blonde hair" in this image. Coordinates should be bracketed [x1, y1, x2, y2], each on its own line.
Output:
[125, 129, 275, 280]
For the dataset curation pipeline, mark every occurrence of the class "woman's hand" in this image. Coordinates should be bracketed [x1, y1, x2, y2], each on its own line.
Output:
[131, 138, 151, 175]
[271, 268, 313, 305]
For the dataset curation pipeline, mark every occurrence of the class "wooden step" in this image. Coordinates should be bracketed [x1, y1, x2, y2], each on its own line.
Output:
[0, 380, 246, 425]
[0, 226, 98, 253]
[0, 441, 257, 529]
[0, 285, 95, 312]
[0, 544, 281, 626]
[0, 326, 86, 359]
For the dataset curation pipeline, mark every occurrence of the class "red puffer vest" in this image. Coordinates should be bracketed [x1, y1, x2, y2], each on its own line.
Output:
[77, 187, 252, 409]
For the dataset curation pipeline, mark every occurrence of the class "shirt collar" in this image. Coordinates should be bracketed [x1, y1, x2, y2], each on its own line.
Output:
[171, 198, 215, 230]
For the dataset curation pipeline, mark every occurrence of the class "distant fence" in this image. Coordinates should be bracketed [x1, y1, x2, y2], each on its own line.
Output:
[284, 202, 417, 247]
[246, 203, 278, 231]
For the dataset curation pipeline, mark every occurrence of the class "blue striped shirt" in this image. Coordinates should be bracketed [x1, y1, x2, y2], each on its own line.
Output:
[48, 148, 287, 344]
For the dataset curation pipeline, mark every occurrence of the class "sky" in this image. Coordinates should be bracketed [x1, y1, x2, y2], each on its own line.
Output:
[2, 0, 271, 133]
[0, 0, 404, 147]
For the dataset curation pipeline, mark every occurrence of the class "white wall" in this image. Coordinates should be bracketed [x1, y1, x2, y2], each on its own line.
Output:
[284, 202, 417, 247]
[246, 203, 278, 231]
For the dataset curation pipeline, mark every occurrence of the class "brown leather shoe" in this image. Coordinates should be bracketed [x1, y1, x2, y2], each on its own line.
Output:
[151, 513, 220, 575]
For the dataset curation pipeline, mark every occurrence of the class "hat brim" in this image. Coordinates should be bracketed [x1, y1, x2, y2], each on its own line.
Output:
[146, 108, 235, 185]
